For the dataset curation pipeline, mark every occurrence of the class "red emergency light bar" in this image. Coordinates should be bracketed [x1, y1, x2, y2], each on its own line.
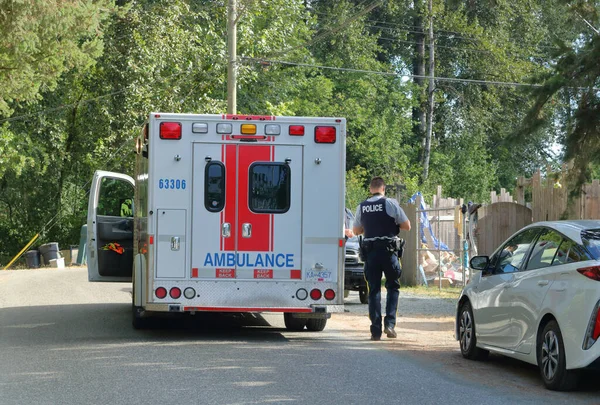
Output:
[160, 122, 182, 139]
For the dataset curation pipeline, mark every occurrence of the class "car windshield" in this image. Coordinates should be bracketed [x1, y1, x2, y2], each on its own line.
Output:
[581, 229, 600, 260]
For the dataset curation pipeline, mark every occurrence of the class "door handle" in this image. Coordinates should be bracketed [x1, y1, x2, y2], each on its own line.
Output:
[242, 223, 252, 238]
[222, 223, 231, 238]
[537, 280, 549, 286]
[171, 236, 180, 251]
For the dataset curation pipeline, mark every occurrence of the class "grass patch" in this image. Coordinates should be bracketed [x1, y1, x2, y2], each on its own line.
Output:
[400, 285, 462, 300]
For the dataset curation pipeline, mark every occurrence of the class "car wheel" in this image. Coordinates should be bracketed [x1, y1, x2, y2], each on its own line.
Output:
[458, 301, 488, 360]
[537, 320, 579, 391]
[359, 288, 368, 304]
[284, 313, 307, 331]
[306, 318, 327, 332]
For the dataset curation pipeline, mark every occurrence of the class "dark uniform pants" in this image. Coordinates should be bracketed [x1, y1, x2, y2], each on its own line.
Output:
[364, 248, 401, 337]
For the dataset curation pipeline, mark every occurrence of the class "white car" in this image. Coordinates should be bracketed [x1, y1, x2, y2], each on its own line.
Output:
[456, 220, 600, 391]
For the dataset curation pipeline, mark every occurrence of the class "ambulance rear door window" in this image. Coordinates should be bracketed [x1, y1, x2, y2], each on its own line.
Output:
[249, 163, 290, 214]
[205, 162, 225, 212]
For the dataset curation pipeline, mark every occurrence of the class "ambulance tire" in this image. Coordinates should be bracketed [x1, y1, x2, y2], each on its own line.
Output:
[284, 313, 307, 331]
[359, 288, 368, 304]
[132, 305, 151, 329]
[306, 318, 327, 332]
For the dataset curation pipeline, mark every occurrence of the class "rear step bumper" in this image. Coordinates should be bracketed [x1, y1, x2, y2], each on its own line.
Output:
[143, 303, 344, 315]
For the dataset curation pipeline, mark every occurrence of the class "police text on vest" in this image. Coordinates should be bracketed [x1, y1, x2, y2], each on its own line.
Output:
[362, 204, 383, 213]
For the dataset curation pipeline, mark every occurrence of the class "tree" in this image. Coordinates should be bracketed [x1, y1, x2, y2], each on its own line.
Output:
[520, 1, 600, 189]
[0, 0, 114, 116]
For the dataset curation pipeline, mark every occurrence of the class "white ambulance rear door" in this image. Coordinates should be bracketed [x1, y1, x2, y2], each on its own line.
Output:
[87, 170, 135, 282]
[235, 144, 303, 280]
[191, 143, 229, 278]
[190, 142, 302, 280]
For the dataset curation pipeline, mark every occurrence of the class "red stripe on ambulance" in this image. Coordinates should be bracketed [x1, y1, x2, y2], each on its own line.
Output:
[183, 307, 313, 313]
[237, 145, 271, 252]
[223, 144, 237, 251]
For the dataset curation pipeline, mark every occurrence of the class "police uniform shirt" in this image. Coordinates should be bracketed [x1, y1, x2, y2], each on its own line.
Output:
[354, 195, 408, 239]
[344, 207, 354, 229]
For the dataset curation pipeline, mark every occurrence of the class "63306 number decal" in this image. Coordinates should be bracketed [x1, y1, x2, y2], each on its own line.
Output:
[158, 178, 186, 190]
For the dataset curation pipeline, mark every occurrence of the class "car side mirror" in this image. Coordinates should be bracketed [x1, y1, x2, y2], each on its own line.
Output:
[470, 255, 490, 271]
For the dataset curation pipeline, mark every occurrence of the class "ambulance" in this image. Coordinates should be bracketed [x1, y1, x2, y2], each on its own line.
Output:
[86, 113, 346, 331]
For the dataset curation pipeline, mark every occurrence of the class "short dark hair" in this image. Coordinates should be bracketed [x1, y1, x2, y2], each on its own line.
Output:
[369, 177, 385, 189]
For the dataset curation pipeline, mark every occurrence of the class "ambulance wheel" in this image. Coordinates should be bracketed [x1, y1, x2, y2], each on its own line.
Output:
[132, 305, 151, 329]
[359, 288, 368, 304]
[306, 318, 327, 332]
[284, 313, 307, 331]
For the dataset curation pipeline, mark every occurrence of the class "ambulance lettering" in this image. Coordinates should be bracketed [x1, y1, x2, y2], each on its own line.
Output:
[362, 203, 383, 213]
[203, 253, 294, 268]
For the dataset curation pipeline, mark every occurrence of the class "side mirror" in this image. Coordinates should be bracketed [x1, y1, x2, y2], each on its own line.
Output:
[470, 255, 490, 271]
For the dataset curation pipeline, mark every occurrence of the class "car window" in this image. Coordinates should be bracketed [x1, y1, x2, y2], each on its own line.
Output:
[581, 229, 600, 260]
[552, 238, 592, 266]
[494, 228, 540, 274]
[525, 230, 562, 271]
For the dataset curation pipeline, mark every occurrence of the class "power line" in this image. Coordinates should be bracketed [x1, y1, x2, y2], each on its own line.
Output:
[242, 56, 549, 88]
[364, 23, 561, 51]
[376, 36, 548, 60]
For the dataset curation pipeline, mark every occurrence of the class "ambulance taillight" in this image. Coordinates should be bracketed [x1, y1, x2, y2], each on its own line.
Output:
[184, 288, 196, 299]
[289, 125, 304, 136]
[155, 287, 167, 299]
[324, 289, 336, 301]
[159, 122, 182, 139]
[169, 287, 182, 299]
[315, 126, 336, 143]
[310, 289, 322, 300]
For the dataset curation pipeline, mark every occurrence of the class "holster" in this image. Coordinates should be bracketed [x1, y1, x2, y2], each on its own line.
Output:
[396, 238, 406, 258]
[358, 238, 368, 262]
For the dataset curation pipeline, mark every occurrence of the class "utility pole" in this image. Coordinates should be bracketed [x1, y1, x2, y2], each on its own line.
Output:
[422, 0, 434, 182]
[412, 0, 426, 163]
[227, 0, 237, 114]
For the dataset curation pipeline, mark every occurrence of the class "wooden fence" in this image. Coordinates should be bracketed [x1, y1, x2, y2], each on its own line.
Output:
[474, 203, 532, 256]
[517, 168, 600, 221]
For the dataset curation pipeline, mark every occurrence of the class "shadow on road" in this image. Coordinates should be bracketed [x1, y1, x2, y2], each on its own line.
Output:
[0, 303, 291, 347]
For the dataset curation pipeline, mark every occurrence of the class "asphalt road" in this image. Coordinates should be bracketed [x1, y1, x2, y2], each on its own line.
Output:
[1, 269, 598, 405]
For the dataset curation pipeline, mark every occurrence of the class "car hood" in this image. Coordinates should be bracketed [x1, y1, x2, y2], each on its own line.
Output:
[346, 239, 360, 250]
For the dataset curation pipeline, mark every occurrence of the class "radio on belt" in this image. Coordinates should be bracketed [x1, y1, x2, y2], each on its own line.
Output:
[85, 113, 347, 332]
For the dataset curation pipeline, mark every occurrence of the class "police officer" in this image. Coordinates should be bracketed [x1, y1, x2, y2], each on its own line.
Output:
[353, 177, 411, 341]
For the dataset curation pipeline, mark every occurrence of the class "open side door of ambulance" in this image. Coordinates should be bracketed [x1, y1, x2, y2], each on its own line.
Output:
[87, 170, 135, 282]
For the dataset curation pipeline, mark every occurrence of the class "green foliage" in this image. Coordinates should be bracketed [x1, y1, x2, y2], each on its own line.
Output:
[0, 0, 114, 115]
[345, 166, 369, 210]
[518, 1, 600, 190]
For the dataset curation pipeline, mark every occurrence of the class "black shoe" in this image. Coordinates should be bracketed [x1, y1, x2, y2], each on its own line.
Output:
[370, 335, 381, 341]
[384, 326, 397, 338]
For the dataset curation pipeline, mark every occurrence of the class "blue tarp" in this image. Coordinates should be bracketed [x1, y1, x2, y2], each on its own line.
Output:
[408, 192, 450, 251]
